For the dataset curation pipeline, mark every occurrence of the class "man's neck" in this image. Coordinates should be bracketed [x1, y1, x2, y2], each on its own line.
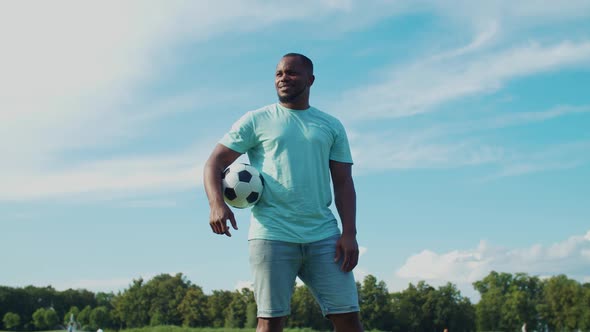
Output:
[279, 101, 309, 110]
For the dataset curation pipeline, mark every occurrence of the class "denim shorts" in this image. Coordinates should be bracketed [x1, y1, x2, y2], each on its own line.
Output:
[248, 234, 360, 317]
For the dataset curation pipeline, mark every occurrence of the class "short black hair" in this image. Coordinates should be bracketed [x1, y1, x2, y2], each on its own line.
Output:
[282, 53, 314, 74]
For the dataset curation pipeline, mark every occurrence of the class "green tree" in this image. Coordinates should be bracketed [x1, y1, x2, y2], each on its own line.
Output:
[43, 308, 59, 329]
[112, 279, 149, 328]
[427, 283, 475, 332]
[224, 289, 253, 328]
[504, 273, 543, 331]
[288, 285, 330, 331]
[3, 312, 20, 330]
[143, 273, 190, 326]
[77, 305, 93, 329]
[32, 308, 58, 330]
[538, 275, 583, 331]
[391, 281, 436, 332]
[474, 271, 511, 331]
[95, 292, 115, 309]
[63, 306, 80, 325]
[54, 288, 97, 320]
[580, 283, 590, 331]
[89, 306, 111, 330]
[358, 274, 393, 331]
[178, 286, 208, 327]
[32, 308, 48, 330]
[472, 271, 544, 331]
[205, 290, 233, 328]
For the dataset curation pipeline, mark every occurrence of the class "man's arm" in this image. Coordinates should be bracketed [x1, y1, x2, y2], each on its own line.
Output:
[204, 144, 242, 237]
[329, 160, 359, 272]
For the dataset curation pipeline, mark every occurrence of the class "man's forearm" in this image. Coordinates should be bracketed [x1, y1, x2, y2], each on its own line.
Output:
[334, 178, 357, 235]
[203, 159, 225, 207]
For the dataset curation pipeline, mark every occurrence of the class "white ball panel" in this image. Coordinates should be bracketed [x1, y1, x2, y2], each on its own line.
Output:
[249, 175, 263, 192]
[231, 163, 247, 173]
[233, 182, 252, 202]
[223, 172, 240, 188]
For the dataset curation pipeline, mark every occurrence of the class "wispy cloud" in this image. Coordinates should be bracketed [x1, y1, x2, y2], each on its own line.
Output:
[488, 140, 590, 180]
[2, 1, 589, 202]
[0, 1, 410, 202]
[349, 127, 506, 173]
[349, 104, 590, 176]
[0, 144, 211, 201]
[53, 277, 136, 293]
[118, 199, 179, 208]
[338, 40, 590, 120]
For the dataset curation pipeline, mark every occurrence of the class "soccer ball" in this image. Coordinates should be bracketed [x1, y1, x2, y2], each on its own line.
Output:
[222, 163, 264, 209]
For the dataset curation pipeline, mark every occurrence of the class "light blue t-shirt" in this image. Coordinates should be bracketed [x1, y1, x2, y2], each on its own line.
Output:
[219, 103, 353, 243]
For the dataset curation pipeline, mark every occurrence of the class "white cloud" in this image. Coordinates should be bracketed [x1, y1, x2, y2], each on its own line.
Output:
[489, 140, 590, 179]
[390, 229, 590, 298]
[234, 280, 254, 291]
[348, 105, 590, 176]
[359, 246, 368, 257]
[429, 0, 590, 24]
[50, 271, 194, 293]
[353, 267, 370, 284]
[350, 131, 505, 173]
[118, 199, 178, 208]
[338, 40, 590, 121]
[432, 20, 500, 60]
[2, 1, 590, 201]
[53, 277, 135, 293]
[0, 1, 409, 202]
[0, 144, 211, 201]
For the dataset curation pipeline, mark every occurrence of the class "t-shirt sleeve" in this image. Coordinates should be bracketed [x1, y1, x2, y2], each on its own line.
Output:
[219, 112, 256, 154]
[329, 119, 353, 164]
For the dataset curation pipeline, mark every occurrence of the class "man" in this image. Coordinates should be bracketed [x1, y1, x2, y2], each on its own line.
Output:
[204, 53, 363, 332]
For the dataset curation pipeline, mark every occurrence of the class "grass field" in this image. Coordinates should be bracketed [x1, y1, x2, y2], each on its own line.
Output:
[121, 326, 323, 332]
[1, 326, 386, 332]
[0, 327, 326, 332]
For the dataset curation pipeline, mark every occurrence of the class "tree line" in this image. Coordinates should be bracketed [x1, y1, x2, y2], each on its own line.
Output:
[1, 271, 589, 332]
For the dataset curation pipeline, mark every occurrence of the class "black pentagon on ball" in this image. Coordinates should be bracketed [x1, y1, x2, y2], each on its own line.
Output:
[238, 169, 253, 182]
[246, 192, 259, 203]
[224, 187, 237, 200]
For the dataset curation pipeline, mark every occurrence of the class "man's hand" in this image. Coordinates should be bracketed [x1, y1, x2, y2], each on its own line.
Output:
[209, 202, 238, 237]
[334, 232, 359, 272]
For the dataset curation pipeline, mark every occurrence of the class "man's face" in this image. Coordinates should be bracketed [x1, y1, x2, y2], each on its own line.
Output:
[275, 56, 314, 103]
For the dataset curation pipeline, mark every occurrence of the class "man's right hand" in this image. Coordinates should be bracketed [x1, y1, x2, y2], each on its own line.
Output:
[209, 202, 238, 237]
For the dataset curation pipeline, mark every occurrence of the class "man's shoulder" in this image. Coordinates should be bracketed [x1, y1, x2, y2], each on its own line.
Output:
[250, 103, 278, 116]
[232, 104, 277, 125]
[310, 106, 344, 126]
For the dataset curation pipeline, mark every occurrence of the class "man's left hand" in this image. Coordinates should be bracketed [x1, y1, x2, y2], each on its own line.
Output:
[334, 233, 359, 272]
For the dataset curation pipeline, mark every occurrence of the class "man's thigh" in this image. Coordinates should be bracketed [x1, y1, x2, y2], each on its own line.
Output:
[249, 239, 301, 318]
[298, 235, 360, 316]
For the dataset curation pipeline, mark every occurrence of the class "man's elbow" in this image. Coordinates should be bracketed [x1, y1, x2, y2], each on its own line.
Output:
[334, 178, 355, 195]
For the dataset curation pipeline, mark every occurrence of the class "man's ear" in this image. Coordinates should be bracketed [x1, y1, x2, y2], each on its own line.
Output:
[309, 74, 315, 86]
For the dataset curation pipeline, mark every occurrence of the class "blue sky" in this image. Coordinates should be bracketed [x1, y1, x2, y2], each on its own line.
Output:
[1, 1, 590, 301]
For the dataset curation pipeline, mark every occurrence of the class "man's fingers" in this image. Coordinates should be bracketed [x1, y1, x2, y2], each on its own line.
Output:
[350, 251, 359, 270]
[341, 250, 350, 271]
[342, 250, 359, 272]
[334, 246, 341, 262]
[229, 215, 238, 230]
